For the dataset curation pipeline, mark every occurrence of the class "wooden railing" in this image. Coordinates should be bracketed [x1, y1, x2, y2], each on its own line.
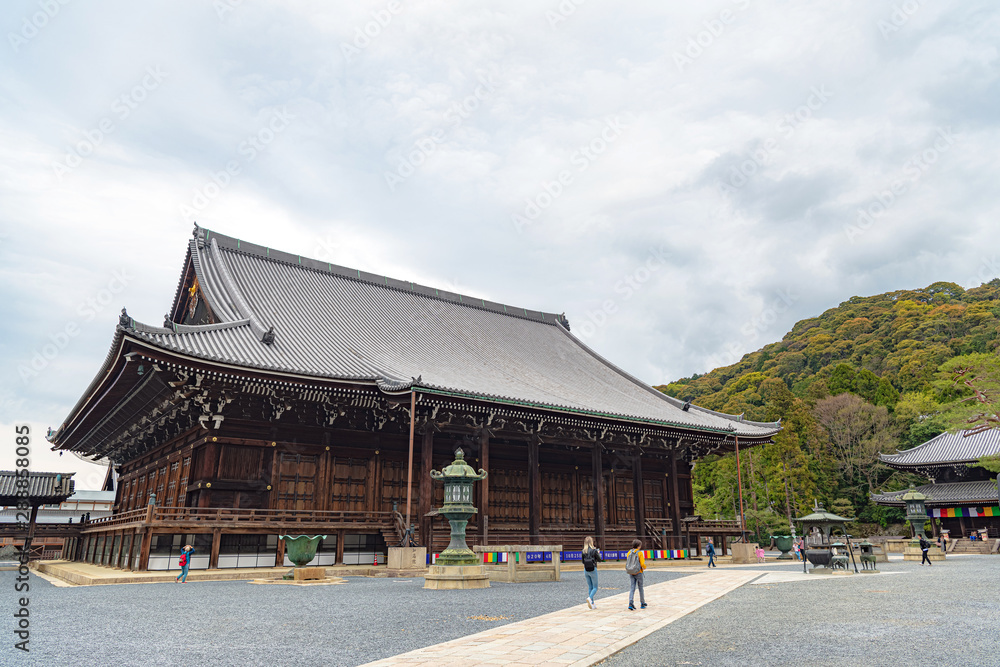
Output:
[80, 506, 395, 531]
[82, 508, 149, 530]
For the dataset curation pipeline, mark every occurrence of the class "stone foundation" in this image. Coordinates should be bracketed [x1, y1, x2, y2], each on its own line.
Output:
[903, 545, 945, 561]
[423, 564, 491, 589]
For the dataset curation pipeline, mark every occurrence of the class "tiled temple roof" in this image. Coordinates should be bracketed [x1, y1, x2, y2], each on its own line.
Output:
[872, 480, 999, 507]
[880, 429, 1000, 468]
[116, 226, 780, 437]
[0, 471, 75, 505]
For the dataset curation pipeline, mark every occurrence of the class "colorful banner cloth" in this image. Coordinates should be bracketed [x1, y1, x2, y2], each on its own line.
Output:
[929, 506, 1000, 518]
[474, 548, 690, 563]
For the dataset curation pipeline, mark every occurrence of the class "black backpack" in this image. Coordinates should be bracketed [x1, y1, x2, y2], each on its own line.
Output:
[582, 548, 596, 570]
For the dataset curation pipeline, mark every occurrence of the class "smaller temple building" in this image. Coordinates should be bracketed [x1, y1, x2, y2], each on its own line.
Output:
[872, 429, 1000, 539]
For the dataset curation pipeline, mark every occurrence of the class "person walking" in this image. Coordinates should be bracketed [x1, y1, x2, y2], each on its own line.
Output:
[919, 535, 932, 566]
[582, 536, 603, 609]
[175, 544, 195, 583]
[625, 539, 647, 610]
[706, 538, 717, 568]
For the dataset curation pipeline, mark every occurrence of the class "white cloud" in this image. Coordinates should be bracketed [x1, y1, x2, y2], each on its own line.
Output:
[1, 0, 998, 440]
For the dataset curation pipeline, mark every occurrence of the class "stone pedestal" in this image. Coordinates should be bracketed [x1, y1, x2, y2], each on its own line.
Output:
[730, 543, 759, 564]
[388, 547, 427, 570]
[903, 544, 945, 562]
[293, 567, 327, 581]
[423, 564, 491, 589]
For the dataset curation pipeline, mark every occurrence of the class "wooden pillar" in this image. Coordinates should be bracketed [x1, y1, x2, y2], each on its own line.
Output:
[275, 533, 285, 568]
[592, 444, 605, 547]
[668, 448, 682, 542]
[335, 529, 345, 565]
[138, 530, 153, 571]
[418, 428, 435, 546]
[478, 429, 490, 539]
[528, 438, 541, 544]
[23, 505, 39, 558]
[210, 529, 222, 568]
[632, 453, 645, 537]
[405, 390, 416, 528]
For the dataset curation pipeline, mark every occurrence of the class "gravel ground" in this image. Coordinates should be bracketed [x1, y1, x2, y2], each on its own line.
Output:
[1, 566, 688, 666]
[601, 555, 1000, 667]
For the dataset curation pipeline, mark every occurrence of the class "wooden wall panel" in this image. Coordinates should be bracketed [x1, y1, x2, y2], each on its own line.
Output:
[218, 445, 263, 481]
[329, 456, 367, 511]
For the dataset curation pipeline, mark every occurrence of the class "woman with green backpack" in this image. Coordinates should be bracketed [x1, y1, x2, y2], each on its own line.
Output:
[625, 539, 647, 610]
[582, 536, 603, 609]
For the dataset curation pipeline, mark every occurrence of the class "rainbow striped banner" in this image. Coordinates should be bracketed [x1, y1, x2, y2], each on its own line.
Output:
[481, 552, 508, 564]
[930, 506, 1000, 518]
[642, 549, 688, 560]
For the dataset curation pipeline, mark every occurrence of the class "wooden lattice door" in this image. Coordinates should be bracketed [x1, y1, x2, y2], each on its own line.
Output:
[330, 457, 368, 511]
[276, 452, 318, 510]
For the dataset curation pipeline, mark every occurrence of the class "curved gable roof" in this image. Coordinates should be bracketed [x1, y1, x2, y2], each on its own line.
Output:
[102, 227, 781, 438]
[880, 429, 1000, 468]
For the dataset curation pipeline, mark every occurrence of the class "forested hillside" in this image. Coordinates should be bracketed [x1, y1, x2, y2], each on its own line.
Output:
[658, 279, 1000, 538]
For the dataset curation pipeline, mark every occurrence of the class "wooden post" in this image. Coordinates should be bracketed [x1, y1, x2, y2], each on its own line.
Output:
[335, 529, 345, 565]
[138, 530, 153, 571]
[210, 529, 222, 568]
[23, 505, 39, 558]
[418, 428, 435, 546]
[528, 438, 541, 544]
[275, 533, 285, 568]
[632, 453, 645, 537]
[668, 448, 682, 543]
[734, 436, 746, 539]
[479, 429, 490, 540]
[405, 390, 416, 531]
[553, 548, 562, 581]
[592, 444, 605, 547]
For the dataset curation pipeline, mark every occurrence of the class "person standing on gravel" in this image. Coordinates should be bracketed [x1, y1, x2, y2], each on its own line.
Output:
[625, 539, 647, 610]
[175, 544, 194, 583]
[582, 536, 602, 609]
[706, 538, 717, 567]
[919, 535, 932, 566]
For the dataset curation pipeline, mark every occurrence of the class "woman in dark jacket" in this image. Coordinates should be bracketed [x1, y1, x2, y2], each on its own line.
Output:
[582, 536, 602, 609]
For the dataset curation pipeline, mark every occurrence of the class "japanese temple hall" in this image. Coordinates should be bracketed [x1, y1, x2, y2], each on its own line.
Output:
[48, 226, 780, 571]
[873, 429, 1000, 539]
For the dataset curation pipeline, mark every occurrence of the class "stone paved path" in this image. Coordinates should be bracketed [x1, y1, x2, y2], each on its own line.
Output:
[363, 569, 759, 666]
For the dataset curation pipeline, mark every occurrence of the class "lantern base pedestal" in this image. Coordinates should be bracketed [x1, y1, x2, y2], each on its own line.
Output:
[423, 564, 491, 590]
[903, 545, 945, 561]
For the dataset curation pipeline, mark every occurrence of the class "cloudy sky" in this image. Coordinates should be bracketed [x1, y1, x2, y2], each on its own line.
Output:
[2, 1, 998, 486]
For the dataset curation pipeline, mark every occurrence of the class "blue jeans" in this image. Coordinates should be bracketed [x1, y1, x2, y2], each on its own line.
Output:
[584, 570, 598, 600]
[708, 553, 716, 567]
[177, 564, 190, 582]
[629, 572, 645, 606]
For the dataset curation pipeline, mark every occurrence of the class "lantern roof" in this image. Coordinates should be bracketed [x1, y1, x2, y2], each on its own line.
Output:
[433, 449, 487, 480]
[900, 486, 929, 502]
